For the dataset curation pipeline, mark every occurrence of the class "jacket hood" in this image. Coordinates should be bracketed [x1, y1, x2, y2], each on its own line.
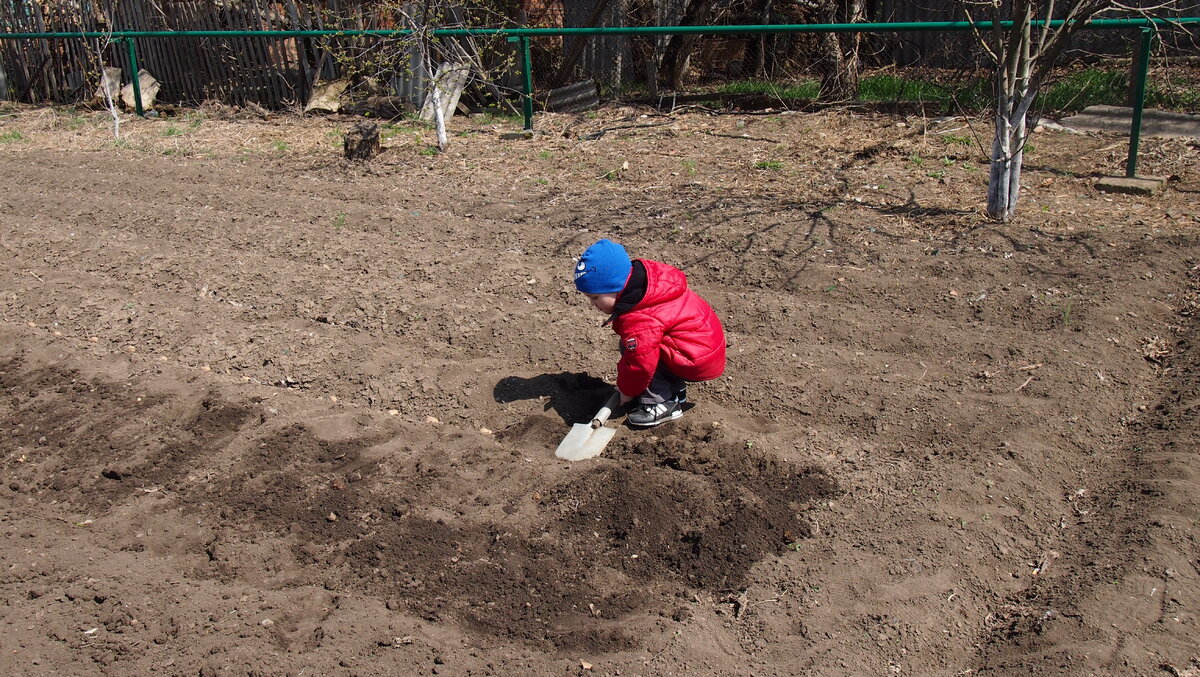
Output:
[607, 259, 687, 324]
[637, 259, 688, 307]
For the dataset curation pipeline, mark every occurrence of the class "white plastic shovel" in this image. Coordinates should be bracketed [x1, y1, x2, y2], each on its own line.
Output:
[554, 390, 622, 461]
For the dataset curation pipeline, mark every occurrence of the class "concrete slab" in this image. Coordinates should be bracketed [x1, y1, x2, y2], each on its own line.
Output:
[1059, 105, 1200, 139]
[1094, 175, 1166, 196]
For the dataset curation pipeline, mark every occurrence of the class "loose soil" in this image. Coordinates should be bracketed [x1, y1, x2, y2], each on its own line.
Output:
[1, 102, 1198, 676]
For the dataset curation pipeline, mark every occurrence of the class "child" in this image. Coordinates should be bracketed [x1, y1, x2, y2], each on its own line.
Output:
[572, 239, 726, 427]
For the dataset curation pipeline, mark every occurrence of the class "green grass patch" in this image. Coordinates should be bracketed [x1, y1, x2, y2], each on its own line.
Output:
[0, 129, 26, 143]
[1037, 68, 1128, 112]
[754, 159, 784, 170]
[1037, 66, 1200, 113]
[474, 109, 523, 125]
[1147, 73, 1200, 110]
[718, 79, 819, 100]
[858, 74, 990, 110]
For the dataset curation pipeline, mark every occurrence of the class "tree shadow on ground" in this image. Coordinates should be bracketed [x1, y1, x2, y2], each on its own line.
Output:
[493, 372, 613, 424]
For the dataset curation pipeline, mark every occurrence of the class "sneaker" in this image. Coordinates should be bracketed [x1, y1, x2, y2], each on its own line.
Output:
[673, 388, 687, 404]
[628, 399, 684, 427]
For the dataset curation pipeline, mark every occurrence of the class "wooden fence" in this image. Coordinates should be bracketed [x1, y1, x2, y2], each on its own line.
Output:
[0, 0, 438, 109]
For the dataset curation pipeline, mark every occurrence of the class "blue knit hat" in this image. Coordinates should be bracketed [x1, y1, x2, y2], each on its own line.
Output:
[573, 239, 632, 294]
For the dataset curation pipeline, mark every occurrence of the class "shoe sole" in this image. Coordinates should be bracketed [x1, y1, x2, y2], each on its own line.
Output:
[628, 409, 684, 428]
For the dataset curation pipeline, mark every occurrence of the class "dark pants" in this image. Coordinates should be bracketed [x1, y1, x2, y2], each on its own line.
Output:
[639, 363, 686, 405]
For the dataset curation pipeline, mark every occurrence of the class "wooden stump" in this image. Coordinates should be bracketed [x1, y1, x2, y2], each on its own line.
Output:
[343, 121, 381, 161]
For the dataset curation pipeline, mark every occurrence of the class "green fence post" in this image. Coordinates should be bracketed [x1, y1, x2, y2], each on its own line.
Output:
[125, 36, 144, 117]
[506, 35, 534, 131]
[518, 36, 534, 131]
[1126, 26, 1153, 177]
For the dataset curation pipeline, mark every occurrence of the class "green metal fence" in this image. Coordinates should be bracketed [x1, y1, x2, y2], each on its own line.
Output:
[3, 17, 1199, 176]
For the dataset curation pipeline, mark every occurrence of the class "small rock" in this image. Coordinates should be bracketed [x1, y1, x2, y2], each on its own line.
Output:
[425, 416, 440, 424]
[388, 409, 399, 416]
[124, 345, 136, 354]
[327, 512, 338, 522]
[479, 427, 493, 435]
[581, 660, 593, 670]
[260, 619, 274, 628]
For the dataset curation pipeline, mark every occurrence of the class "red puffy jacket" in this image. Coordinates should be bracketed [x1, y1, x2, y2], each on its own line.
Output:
[609, 259, 726, 397]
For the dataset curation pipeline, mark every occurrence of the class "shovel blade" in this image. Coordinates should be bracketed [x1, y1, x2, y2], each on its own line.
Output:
[555, 423, 617, 461]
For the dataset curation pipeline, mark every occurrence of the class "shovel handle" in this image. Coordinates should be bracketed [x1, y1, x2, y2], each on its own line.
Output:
[590, 390, 622, 428]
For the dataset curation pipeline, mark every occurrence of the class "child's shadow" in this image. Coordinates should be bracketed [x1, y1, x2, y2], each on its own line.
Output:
[493, 372, 614, 425]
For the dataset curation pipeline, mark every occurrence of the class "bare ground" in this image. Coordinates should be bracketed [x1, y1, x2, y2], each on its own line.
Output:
[0, 101, 1198, 676]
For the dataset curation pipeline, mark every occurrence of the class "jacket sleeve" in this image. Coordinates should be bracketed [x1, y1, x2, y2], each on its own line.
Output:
[615, 317, 664, 397]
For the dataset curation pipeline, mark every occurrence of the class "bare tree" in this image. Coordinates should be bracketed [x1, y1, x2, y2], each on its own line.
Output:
[89, 14, 122, 141]
[963, 0, 1175, 221]
[401, 9, 451, 150]
[354, 0, 517, 152]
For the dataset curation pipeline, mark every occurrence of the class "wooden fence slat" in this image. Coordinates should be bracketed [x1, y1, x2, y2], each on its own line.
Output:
[196, 4, 234, 104]
[255, 1, 288, 108]
[154, 4, 190, 105]
[285, 0, 314, 105]
[184, 2, 224, 104]
[250, 0, 285, 108]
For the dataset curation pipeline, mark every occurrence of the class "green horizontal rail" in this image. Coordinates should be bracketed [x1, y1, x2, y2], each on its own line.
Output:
[1, 17, 1199, 40]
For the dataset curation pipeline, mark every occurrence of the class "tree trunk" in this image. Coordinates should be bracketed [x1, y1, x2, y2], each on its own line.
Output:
[657, 0, 714, 90]
[815, 0, 864, 103]
[971, 0, 1133, 221]
[986, 4, 1034, 221]
[344, 120, 381, 161]
[755, 0, 773, 78]
[987, 111, 1025, 221]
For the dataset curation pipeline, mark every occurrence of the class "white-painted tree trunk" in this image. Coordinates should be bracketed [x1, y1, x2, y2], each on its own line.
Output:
[986, 4, 1035, 222]
[970, 0, 1138, 221]
[431, 74, 448, 150]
